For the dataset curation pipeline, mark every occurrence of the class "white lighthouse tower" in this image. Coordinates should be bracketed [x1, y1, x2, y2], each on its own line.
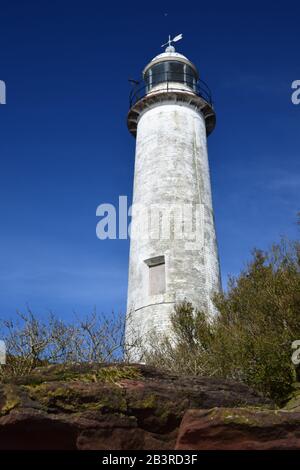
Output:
[126, 36, 221, 356]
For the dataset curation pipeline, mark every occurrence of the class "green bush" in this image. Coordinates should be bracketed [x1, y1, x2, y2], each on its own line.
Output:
[145, 239, 300, 404]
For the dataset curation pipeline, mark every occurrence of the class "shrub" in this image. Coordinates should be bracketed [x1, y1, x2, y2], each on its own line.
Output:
[1, 235, 300, 404]
[145, 238, 300, 404]
[0, 309, 127, 379]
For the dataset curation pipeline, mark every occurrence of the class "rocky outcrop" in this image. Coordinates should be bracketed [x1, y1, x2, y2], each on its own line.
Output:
[175, 407, 300, 450]
[282, 382, 300, 412]
[0, 363, 271, 450]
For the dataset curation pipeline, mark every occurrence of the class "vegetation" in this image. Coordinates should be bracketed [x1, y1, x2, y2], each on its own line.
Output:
[0, 309, 127, 380]
[1, 221, 299, 405]
[144, 238, 300, 404]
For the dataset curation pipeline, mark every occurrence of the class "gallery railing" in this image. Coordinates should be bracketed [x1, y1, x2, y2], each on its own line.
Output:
[129, 72, 213, 108]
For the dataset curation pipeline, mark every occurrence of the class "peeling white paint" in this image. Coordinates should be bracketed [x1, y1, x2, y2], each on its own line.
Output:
[126, 88, 221, 358]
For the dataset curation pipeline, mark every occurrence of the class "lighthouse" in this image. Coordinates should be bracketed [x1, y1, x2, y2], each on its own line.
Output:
[125, 36, 221, 356]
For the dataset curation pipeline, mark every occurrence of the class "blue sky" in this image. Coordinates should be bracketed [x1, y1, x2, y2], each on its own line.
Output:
[0, 0, 299, 320]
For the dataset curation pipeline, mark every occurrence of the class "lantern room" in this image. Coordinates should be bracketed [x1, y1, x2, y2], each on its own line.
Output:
[143, 48, 199, 93]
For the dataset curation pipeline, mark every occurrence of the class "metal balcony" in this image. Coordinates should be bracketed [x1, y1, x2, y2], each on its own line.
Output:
[129, 72, 213, 109]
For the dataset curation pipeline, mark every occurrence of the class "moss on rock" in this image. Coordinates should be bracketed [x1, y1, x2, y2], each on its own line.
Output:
[0, 384, 21, 415]
[283, 382, 300, 411]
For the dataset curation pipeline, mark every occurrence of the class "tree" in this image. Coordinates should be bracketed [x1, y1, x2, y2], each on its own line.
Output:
[145, 237, 300, 403]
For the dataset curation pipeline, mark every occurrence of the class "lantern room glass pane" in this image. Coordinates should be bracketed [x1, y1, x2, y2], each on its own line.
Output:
[145, 61, 197, 92]
[185, 64, 197, 90]
[168, 61, 184, 82]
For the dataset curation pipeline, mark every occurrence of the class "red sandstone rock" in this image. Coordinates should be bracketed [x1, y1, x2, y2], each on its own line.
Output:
[0, 363, 272, 450]
[175, 408, 300, 450]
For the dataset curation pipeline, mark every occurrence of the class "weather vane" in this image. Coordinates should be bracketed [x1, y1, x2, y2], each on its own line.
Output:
[161, 33, 183, 50]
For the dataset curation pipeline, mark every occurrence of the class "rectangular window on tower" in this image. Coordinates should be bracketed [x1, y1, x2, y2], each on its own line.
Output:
[144, 256, 166, 296]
